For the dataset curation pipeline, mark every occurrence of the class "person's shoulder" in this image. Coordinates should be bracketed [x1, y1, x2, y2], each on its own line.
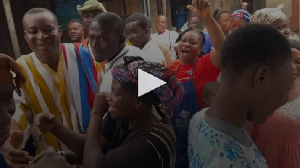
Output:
[168, 59, 180, 70]
[127, 45, 143, 53]
[198, 53, 211, 61]
[190, 108, 209, 125]
[151, 33, 158, 38]
[148, 40, 163, 51]
[16, 53, 34, 65]
[126, 45, 149, 60]
[170, 30, 179, 35]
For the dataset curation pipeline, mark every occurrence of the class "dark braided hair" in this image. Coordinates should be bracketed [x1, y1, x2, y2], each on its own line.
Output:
[176, 27, 206, 57]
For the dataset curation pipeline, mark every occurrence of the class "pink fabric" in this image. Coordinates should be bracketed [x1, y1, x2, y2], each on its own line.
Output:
[248, 112, 300, 168]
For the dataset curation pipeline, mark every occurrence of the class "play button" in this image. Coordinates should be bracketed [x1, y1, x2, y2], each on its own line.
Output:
[138, 69, 166, 97]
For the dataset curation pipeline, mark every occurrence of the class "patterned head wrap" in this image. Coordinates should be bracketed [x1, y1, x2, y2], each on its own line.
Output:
[77, 0, 107, 15]
[112, 56, 184, 107]
[251, 4, 286, 25]
[230, 9, 251, 23]
[0, 54, 25, 96]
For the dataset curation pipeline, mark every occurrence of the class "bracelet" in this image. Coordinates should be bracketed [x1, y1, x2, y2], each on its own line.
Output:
[57, 151, 66, 157]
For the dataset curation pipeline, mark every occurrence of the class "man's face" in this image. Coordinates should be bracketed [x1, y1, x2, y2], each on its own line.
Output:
[125, 21, 149, 49]
[81, 10, 101, 27]
[89, 21, 121, 62]
[155, 16, 168, 34]
[23, 12, 62, 56]
[68, 22, 85, 43]
[241, 2, 248, 10]
[188, 17, 201, 29]
[0, 82, 15, 147]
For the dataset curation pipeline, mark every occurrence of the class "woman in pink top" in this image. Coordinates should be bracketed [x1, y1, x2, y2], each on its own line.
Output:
[247, 40, 300, 168]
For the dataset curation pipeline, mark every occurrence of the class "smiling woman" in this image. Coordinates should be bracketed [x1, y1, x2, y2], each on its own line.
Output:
[84, 56, 185, 168]
[167, 0, 226, 167]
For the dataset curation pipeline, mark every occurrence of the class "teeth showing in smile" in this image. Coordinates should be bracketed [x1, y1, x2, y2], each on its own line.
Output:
[181, 49, 190, 54]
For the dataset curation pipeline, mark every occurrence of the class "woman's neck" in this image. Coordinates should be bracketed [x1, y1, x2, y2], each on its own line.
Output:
[128, 106, 161, 128]
[181, 58, 197, 66]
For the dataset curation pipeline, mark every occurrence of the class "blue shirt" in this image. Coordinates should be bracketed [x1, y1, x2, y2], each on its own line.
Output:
[188, 114, 268, 168]
[0, 153, 9, 168]
[202, 33, 212, 55]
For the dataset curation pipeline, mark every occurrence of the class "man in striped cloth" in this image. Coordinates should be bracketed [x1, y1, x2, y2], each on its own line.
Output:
[1, 8, 98, 167]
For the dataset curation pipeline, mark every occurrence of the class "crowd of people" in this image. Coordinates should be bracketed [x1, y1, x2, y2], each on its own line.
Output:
[0, 0, 299, 167]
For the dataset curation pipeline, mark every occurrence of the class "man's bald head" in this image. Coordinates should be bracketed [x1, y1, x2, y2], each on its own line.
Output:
[23, 8, 58, 26]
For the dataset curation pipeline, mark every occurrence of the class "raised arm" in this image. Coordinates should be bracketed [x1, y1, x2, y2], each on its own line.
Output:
[83, 93, 109, 168]
[32, 113, 86, 158]
[187, 0, 226, 68]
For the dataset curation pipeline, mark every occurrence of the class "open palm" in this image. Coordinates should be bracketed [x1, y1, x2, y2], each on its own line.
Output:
[187, 0, 211, 20]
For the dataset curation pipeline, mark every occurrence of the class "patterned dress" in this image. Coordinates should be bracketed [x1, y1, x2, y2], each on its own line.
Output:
[188, 112, 268, 168]
[248, 94, 300, 168]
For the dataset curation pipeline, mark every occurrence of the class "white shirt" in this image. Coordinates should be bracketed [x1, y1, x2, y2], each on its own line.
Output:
[142, 40, 166, 65]
[151, 30, 179, 61]
[99, 45, 148, 93]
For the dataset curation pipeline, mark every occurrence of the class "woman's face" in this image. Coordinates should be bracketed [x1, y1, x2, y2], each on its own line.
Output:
[291, 48, 300, 79]
[178, 31, 203, 64]
[230, 17, 248, 32]
[107, 79, 138, 119]
[218, 13, 231, 35]
[188, 17, 201, 30]
[270, 16, 290, 37]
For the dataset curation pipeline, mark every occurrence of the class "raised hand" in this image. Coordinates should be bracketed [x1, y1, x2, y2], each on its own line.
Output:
[187, 0, 212, 20]
[92, 92, 109, 116]
[1, 130, 33, 167]
[32, 113, 56, 142]
[30, 147, 71, 168]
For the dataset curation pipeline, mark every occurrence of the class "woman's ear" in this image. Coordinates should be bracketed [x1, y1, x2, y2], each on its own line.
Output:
[135, 97, 144, 108]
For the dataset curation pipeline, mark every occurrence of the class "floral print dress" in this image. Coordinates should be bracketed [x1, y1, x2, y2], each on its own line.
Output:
[188, 111, 268, 168]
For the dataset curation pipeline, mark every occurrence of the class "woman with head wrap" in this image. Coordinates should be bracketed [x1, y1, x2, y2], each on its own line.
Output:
[251, 4, 290, 37]
[230, 9, 251, 32]
[83, 56, 184, 168]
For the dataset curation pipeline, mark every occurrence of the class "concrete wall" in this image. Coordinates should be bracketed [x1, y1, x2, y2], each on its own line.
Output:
[253, 0, 266, 13]
[266, 0, 292, 17]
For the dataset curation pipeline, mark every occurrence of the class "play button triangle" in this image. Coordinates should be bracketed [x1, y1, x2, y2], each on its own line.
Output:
[138, 69, 166, 97]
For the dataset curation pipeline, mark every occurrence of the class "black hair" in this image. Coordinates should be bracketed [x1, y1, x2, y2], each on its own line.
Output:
[23, 8, 58, 25]
[176, 28, 206, 56]
[93, 12, 124, 35]
[203, 82, 220, 100]
[68, 19, 86, 27]
[157, 15, 168, 22]
[221, 24, 291, 79]
[126, 13, 150, 30]
[289, 39, 300, 51]
[212, 9, 230, 22]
